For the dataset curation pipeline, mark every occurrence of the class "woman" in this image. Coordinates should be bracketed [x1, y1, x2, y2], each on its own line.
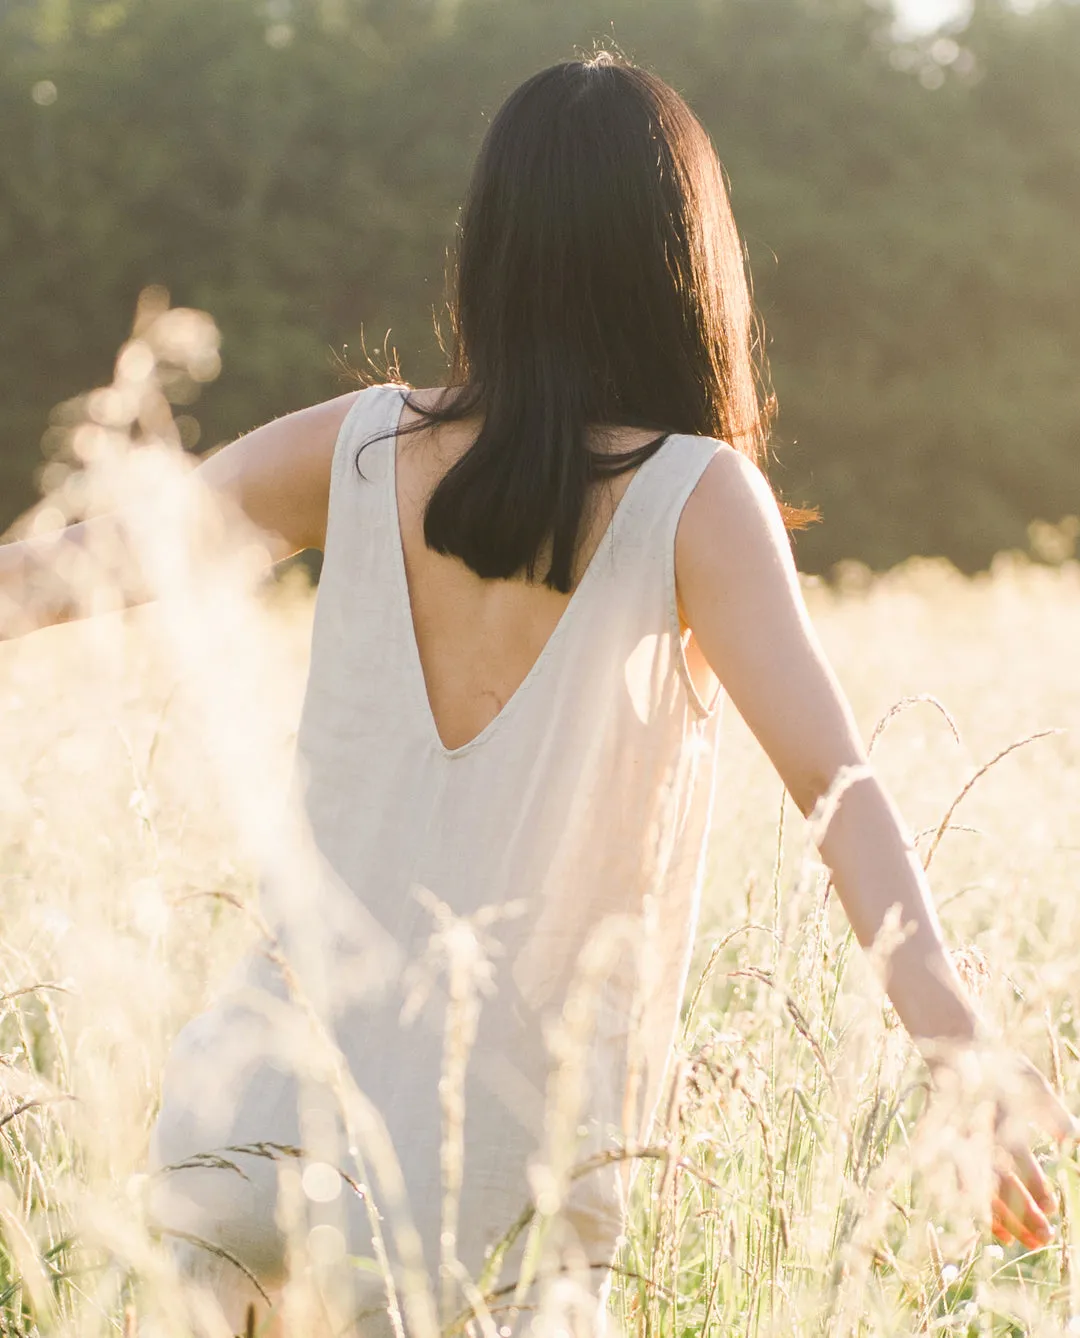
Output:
[1, 52, 1072, 1338]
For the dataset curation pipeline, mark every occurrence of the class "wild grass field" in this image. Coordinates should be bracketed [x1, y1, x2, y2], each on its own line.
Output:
[1, 313, 1079, 1336]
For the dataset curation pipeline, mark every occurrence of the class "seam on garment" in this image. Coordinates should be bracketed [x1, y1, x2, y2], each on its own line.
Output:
[666, 445, 724, 721]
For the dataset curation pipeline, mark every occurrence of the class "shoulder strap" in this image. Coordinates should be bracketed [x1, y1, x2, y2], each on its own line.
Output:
[579, 434, 721, 716]
[321, 384, 405, 552]
[595, 433, 720, 571]
[329, 384, 401, 490]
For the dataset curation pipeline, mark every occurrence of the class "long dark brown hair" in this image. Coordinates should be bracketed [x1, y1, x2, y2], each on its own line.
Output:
[357, 51, 813, 593]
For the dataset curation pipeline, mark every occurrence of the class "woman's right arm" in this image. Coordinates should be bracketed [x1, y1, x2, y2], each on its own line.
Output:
[0, 388, 362, 641]
[0, 524, 112, 638]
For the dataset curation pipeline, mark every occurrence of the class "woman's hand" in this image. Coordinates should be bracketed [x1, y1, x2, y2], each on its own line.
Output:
[993, 1136, 1056, 1249]
[930, 1043, 1076, 1250]
[988, 1054, 1077, 1250]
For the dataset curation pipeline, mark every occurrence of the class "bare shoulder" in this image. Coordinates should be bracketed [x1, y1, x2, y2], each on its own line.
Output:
[678, 443, 787, 549]
[675, 443, 798, 619]
[194, 385, 376, 557]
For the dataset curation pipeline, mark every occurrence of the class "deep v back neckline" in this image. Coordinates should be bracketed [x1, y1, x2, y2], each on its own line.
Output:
[386, 387, 668, 760]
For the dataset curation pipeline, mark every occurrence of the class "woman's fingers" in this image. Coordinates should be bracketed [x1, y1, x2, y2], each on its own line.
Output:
[993, 1169, 1051, 1250]
[991, 1199, 1041, 1251]
[1006, 1140, 1056, 1216]
[991, 1195, 1028, 1248]
[991, 1192, 1043, 1251]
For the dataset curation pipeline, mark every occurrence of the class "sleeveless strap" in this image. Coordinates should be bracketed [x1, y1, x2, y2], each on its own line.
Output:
[580, 432, 721, 718]
[330, 383, 401, 490]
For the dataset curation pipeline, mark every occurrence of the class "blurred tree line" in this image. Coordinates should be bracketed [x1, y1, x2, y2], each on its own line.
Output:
[1, 0, 1078, 572]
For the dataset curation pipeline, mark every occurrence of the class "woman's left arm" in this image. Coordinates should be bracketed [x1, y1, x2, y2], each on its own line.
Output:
[676, 445, 1074, 1246]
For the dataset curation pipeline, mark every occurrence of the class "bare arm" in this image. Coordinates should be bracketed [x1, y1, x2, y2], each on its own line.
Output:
[0, 388, 362, 640]
[676, 447, 975, 1045]
[191, 387, 362, 557]
[676, 447, 1070, 1244]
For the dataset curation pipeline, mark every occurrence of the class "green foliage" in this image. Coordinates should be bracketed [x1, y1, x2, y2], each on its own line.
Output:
[2, 0, 1079, 571]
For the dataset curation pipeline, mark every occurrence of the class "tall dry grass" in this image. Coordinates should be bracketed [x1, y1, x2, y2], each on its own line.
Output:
[1, 299, 1078, 1336]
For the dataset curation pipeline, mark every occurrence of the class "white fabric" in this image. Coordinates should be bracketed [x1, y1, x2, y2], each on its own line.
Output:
[147, 384, 724, 1326]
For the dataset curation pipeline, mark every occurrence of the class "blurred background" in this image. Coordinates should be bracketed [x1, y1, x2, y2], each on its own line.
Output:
[2, 0, 1077, 575]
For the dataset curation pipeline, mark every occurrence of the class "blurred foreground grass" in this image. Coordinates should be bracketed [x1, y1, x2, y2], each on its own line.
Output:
[1, 544, 1079, 1335]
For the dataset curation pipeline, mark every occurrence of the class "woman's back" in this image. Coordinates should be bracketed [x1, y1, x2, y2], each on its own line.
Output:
[394, 386, 718, 750]
[148, 381, 727, 1322]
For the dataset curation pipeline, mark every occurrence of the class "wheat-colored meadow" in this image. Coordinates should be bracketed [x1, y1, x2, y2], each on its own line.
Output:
[1, 307, 1079, 1336]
